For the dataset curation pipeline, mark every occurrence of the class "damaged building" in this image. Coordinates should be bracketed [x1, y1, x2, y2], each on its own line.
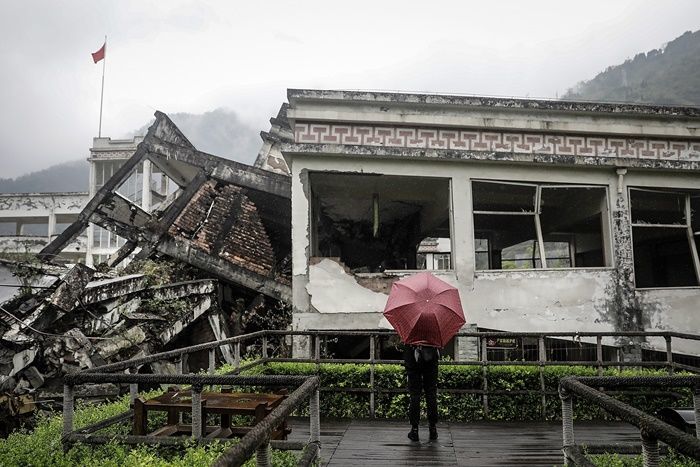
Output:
[0, 111, 292, 431]
[280, 89, 700, 358]
[0, 136, 154, 266]
[3, 87, 700, 427]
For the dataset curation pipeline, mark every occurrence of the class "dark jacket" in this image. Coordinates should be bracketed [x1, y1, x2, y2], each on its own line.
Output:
[403, 345, 440, 367]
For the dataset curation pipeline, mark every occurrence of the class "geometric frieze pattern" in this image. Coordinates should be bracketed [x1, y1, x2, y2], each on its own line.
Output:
[89, 150, 137, 160]
[294, 123, 700, 160]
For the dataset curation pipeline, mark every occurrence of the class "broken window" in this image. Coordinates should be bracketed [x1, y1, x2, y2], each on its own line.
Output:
[473, 181, 609, 270]
[17, 220, 49, 237]
[434, 253, 451, 270]
[310, 173, 451, 272]
[92, 225, 126, 250]
[0, 222, 16, 236]
[630, 188, 700, 288]
[475, 238, 490, 270]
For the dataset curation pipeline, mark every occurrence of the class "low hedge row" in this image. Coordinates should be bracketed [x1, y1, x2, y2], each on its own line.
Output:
[0, 393, 298, 467]
[244, 363, 691, 421]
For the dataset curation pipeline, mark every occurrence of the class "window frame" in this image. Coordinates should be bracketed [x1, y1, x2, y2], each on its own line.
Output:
[472, 179, 611, 271]
[629, 187, 700, 289]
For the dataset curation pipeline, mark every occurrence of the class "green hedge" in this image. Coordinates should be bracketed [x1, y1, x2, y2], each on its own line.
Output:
[0, 393, 298, 467]
[245, 363, 692, 421]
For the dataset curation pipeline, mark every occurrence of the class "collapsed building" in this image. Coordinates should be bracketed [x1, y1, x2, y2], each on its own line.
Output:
[0, 110, 293, 433]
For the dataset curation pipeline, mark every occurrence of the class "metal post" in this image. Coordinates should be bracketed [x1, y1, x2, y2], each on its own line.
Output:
[178, 354, 188, 374]
[308, 334, 314, 360]
[641, 432, 660, 467]
[310, 388, 321, 443]
[262, 335, 268, 359]
[596, 336, 603, 377]
[191, 385, 203, 440]
[481, 336, 489, 417]
[369, 335, 376, 418]
[665, 336, 674, 375]
[560, 389, 574, 466]
[617, 347, 623, 372]
[234, 342, 241, 369]
[694, 388, 700, 440]
[256, 442, 272, 467]
[208, 348, 216, 374]
[538, 336, 546, 418]
[129, 383, 138, 405]
[62, 384, 75, 440]
[314, 335, 321, 371]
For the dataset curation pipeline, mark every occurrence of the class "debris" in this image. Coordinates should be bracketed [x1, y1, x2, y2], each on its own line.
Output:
[0, 110, 294, 432]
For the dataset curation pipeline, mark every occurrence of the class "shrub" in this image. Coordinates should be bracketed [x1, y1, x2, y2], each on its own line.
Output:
[0, 393, 299, 467]
[246, 363, 692, 422]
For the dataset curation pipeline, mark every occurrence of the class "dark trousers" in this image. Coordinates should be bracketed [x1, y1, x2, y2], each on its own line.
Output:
[404, 347, 438, 427]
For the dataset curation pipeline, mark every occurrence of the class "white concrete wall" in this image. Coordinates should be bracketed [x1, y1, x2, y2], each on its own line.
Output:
[0, 193, 87, 216]
[290, 153, 700, 354]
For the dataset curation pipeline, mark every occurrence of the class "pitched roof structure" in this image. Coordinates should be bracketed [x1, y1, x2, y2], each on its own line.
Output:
[40, 112, 291, 301]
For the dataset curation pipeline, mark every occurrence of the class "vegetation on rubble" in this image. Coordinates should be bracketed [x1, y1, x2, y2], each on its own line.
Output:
[121, 258, 203, 287]
[0, 393, 299, 467]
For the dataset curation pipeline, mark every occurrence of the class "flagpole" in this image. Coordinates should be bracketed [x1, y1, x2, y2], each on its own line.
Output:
[98, 36, 106, 137]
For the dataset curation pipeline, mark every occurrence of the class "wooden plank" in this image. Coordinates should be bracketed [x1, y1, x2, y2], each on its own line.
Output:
[281, 418, 641, 467]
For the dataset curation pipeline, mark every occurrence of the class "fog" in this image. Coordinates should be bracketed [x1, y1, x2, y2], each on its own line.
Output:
[1, 0, 699, 177]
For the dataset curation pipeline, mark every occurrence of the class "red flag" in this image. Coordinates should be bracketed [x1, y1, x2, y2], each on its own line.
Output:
[91, 43, 106, 63]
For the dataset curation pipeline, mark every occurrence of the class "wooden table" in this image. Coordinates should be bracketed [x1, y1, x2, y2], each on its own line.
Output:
[133, 387, 289, 439]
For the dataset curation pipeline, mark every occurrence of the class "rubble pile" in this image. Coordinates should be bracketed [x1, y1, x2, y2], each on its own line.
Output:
[0, 109, 295, 436]
[0, 260, 228, 434]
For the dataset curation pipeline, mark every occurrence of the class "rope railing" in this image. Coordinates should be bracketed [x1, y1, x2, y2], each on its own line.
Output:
[558, 375, 700, 466]
[62, 373, 321, 467]
[211, 376, 320, 467]
[60, 328, 700, 466]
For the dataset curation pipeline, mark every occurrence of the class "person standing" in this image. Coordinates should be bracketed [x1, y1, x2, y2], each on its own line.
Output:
[404, 344, 439, 442]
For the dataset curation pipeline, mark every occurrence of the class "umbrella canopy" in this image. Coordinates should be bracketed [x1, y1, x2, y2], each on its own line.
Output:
[383, 272, 465, 348]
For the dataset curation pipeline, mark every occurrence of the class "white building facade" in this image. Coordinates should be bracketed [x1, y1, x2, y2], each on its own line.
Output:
[281, 89, 700, 357]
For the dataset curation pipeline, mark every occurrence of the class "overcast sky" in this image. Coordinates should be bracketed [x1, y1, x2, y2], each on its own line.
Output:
[1, 1, 699, 178]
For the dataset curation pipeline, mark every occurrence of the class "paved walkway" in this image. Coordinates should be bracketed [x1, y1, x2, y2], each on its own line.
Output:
[287, 418, 640, 466]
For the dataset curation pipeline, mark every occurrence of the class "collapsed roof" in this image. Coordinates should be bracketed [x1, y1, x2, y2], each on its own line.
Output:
[39, 111, 293, 302]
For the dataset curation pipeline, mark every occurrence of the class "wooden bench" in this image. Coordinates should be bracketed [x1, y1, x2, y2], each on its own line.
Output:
[133, 387, 290, 439]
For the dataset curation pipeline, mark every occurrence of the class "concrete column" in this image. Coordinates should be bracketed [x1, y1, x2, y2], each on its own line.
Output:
[612, 168, 643, 360]
[47, 212, 56, 240]
[456, 323, 479, 361]
[450, 177, 474, 286]
[86, 160, 97, 266]
[600, 194, 613, 267]
[141, 159, 152, 212]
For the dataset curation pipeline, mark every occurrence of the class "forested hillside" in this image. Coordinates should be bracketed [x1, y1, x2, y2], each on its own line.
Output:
[0, 160, 88, 193]
[563, 30, 700, 105]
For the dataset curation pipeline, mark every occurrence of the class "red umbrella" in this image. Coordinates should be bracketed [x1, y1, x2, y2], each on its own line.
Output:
[383, 272, 465, 348]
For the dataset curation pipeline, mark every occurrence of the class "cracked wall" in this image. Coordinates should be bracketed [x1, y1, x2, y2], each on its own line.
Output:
[289, 152, 700, 356]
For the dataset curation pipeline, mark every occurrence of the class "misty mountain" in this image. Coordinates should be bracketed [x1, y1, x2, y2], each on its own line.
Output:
[0, 108, 262, 194]
[563, 30, 700, 106]
[0, 159, 88, 193]
[131, 108, 261, 164]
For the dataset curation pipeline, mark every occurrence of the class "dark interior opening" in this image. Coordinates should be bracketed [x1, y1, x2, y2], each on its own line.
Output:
[630, 188, 699, 288]
[310, 172, 451, 273]
[473, 181, 607, 270]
